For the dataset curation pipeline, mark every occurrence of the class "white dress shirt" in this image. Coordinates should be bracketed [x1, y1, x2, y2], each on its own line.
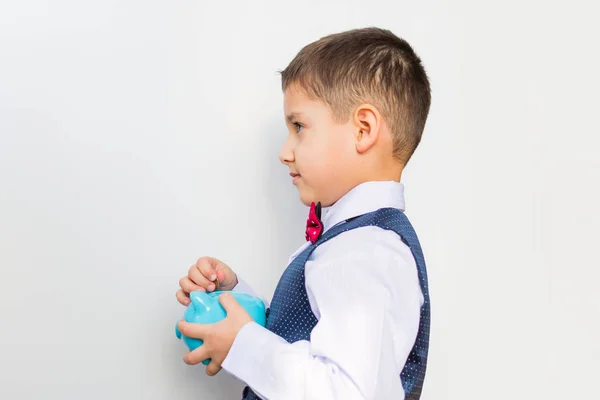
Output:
[223, 181, 424, 400]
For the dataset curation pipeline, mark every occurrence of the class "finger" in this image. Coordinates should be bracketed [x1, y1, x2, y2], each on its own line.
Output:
[196, 257, 218, 283]
[216, 269, 226, 283]
[188, 265, 215, 291]
[176, 289, 191, 306]
[218, 292, 243, 313]
[177, 320, 209, 340]
[179, 276, 205, 294]
[183, 345, 209, 366]
[205, 360, 222, 376]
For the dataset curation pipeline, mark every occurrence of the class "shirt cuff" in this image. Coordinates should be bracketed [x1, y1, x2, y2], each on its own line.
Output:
[222, 321, 288, 398]
[232, 276, 257, 296]
[232, 276, 270, 309]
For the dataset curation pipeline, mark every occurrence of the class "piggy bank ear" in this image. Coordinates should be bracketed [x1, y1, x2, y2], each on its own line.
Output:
[189, 290, 212, 312]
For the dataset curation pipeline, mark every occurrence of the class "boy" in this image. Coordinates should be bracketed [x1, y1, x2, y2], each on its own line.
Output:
[176, 27, 431, 400]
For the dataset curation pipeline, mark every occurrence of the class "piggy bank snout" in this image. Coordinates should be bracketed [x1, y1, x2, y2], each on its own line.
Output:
[189, 290, 218, 314]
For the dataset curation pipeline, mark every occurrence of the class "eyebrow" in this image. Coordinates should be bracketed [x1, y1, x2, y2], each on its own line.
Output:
[286, 112, 305, 123]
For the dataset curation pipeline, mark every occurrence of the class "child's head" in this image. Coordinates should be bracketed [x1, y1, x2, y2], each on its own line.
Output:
[278, 27, 431, 207]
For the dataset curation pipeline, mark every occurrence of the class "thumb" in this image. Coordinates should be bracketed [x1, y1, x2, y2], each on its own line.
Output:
[218, 292, 243, 313]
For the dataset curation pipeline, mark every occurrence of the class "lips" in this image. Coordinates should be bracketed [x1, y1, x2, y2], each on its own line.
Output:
[290, 172, 301, 184]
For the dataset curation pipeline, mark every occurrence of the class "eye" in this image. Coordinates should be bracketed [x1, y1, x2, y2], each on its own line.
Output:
[293, 122, 304, 132]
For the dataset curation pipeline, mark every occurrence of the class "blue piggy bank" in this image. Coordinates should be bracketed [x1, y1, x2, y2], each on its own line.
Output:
[175, 290, 267, 365]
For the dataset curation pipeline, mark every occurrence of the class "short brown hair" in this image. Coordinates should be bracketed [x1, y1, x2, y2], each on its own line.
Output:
[281, 27, 431, 166]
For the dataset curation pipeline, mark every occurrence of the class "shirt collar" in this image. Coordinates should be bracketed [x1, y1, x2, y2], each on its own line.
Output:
[320, 180, 406, 233]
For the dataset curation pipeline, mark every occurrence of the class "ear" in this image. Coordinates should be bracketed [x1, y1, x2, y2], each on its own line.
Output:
[352, 104, 382, 154]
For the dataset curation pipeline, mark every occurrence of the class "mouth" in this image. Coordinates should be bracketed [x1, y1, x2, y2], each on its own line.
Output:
[290, 172, 301, 184]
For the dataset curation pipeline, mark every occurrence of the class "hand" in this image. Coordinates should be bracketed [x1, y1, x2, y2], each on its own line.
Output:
[177, 292, 253, 375]
[177, 256, 238, 306]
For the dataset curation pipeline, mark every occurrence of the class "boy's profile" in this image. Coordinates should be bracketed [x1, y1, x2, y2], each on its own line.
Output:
[176, 27, 432, 400]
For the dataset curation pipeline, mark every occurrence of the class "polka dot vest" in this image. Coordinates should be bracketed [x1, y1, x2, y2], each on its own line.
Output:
[243, 208, 430, 400]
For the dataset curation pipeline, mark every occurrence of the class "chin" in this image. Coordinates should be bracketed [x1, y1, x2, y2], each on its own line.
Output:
[297, 188, 314, 207]
[298, 193, 312, 207]
[298, 190, 334, 207]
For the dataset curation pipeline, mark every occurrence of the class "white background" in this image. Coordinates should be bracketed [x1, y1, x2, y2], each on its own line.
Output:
[1, 1, 599, 399]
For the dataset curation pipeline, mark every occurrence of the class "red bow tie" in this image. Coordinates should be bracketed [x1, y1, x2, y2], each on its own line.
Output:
[305, 201, 324, 244]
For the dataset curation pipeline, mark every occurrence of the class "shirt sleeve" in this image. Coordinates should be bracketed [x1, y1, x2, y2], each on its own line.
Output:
[221, 229, 422, 400]
[232, 275, 270, 309]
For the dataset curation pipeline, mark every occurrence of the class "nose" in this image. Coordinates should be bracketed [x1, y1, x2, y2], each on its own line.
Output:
[279, 134, 295, 165]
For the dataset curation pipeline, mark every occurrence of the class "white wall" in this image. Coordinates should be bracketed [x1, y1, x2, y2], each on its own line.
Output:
[1, 1, 598, 399]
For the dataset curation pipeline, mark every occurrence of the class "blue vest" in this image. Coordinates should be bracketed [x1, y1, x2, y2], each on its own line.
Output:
[243, 208, 430, 400]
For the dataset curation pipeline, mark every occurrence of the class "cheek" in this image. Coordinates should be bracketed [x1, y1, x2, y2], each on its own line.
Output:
[295, 136, 325, 170]
[326, 128, 353, 165]
[296, 127, 351, 179]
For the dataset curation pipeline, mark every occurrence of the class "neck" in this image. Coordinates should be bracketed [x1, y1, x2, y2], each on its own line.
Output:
[360, 164, 403, 183]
